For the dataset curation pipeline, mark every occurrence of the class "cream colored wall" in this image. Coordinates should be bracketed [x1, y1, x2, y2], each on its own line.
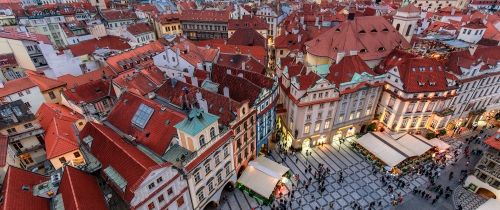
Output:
[465, 175, 500, 201]
[155, 22, 182, 37]
[306, 53, 332, 66]
[42, 86, 65, 104]
[0, 119, 41, 136]
[0, 38, 36, 70]
[49, 149, 85, 170]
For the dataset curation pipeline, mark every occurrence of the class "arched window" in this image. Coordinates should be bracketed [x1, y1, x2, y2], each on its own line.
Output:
[199, 135, 206, 146]
[396, 23, 401, 31]
[406, 24, 412, 36]
[210, 127, 216, 140]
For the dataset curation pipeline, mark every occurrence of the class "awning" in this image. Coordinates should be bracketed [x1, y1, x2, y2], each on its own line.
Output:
[237, 166, 280, 198]
[355, 132, 433, 167]
[476, 199, 500, 210]
[428, 138, 451, 151]
[250, 156, 289, 179]
[237, 157, 290, 199]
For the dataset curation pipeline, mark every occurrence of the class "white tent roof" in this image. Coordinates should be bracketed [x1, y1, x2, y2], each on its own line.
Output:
[355, 132, 433, 167]
[428, 138, 451, 151]
[237, 166, 279, 198]
[477, 199, 500, 210]
[250, 156, 289, 179]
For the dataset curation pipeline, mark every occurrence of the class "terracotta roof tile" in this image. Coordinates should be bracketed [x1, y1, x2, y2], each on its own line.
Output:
[228, 15, 268, 30]
[462, 18, 487, 29]
[57, 66, 117, 88]
[211, 67, 261, 103]
[62, 79, 116, 104]
[180, 9, 229, 22]
[0, 167, 49, 210]
[195, 41, 266, 65]
[25, 71, 66, 91]
[106, 92, 184, 155]
[36, 103, 83, 131]
[227, 28, 266, 47]
[446, 46, 500, 75]
[0, 53, 17, 67]
[59, 166, 107, 210]
[327, 55, 377, 85]
[0, 134, 6, 167]
[0, 26, 51, 44]
[397, 4, 421, 13]
[80, 122, 158, 202]
[106, 41, 164, 73]
[126, 23, 153, 36]
[101, 9, 137, 21]
[168, 38, 219, 66]
[484, 130, 500, 151]
[397, 57, 457, 93]
[67, 36, 131, 57]
[44, 118, 79, 159]
[305, 16, 410, 61]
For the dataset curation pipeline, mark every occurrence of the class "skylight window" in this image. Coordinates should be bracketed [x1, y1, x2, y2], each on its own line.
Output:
[132, 103, 154, 129]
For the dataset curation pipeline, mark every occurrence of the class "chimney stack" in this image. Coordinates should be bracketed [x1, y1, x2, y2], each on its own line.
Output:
[241, 61, 246, 70]
[347, 12, 355, 20]
[336, 52, 345, 64]
[297, 34, 302, 43]
[223, 86, 230, 97]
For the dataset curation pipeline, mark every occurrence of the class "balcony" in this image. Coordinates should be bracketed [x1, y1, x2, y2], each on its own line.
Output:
[16, 143, 45, 156]
[8, 127, 44, 142]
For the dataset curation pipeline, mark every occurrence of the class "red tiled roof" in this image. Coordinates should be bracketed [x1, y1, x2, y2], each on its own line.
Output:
[217, 53, 265, 75]
[135, 3, 160, 14]
[375, 49, 417, 74]
[57, 66, 117, 88]
[44, 118, 79, 159]
[446, 46, 500, 75]
[227, 28, 266, 48]
[214, 64, 274, 89]
[211, 67, 261, 103]
[327, 55, 377, 85]
[106, 41, 164, 73]
[126, 23, 153, 36]
[180, 9, 229, 22]
[112, 69, 163, 96]
[106, 92, 184, 155]
[154, 13, 180, 25]
[36, 103, 83, 130]
[305, 16, 410, 61]
[25, 71, 66, 91]
[0, 167, 49, 210]
[397, 4, 420, 13]
[0, 71, 66, 97]
[168, 38, 219, 66]
[462, 18, 487, 29]
[396, 57, 457, 93]
[295, 71, 321, 90]
[155, 79, 240, 126]
[0, 26, 51, 44]
[80, 122, 158, 202]
[62, 79, 115, 104]
[228, 15, 268, 30]
[67, 36, 131, 57]
[195, 41, 266, 65]
[59, 166, 107, 210]
[0, 134, 7, 167]
[101, 9, 137, 21]
[484, 130, 500, 151]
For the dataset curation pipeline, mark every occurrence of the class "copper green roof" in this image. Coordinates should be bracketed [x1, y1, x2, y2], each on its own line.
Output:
[174, 108, 219, 136]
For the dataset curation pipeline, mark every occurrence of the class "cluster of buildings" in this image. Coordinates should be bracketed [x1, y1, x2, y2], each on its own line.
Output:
[0, 0, 496, 209]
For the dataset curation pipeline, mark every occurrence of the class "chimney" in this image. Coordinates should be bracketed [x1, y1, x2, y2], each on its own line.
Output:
[241, 61, 246, 70]
[226, 69, 232, 75]
[300, 16, 304, 25]
[192, 76, 199, 87]
[297, 34, 302, 43]
[336, 52, 345, 63]
[315, 16, 319, 26]
[223, 86, 230, 97]
[195, 91, 208, 113]
[451, 7, 456, 16]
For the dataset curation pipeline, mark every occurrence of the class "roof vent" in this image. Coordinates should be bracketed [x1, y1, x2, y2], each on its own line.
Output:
[21, 185, 30, 191]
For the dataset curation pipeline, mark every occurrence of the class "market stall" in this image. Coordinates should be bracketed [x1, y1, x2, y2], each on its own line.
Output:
[353, 132, 433, 174]
[236, 157, 291, 205]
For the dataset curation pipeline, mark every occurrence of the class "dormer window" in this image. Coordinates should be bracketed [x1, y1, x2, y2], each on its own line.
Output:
[359, 30, 366, 34]
[382, 28, 389, 32]
[377, 47, 385, 52]
[418, 82, 425, 86]
[360, 49, 367, 53]
[199, 135, 206, 147]
[429, 82, 436, 86]
[335, 28, 341, 32]
[371, 29, 377, 32]
[419, 67, 425, 72]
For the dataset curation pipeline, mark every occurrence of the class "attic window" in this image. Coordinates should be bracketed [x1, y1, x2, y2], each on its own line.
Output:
[359, 30, 366, 34]
[377, 47, 385, 52]
[429, 67, 433, 71]
[371, 29, 377, 32]
[335, 28, 341, 32]
[412, 68, 416, 72]
[360, 49, 367, 53]
[429, 82, 436, 86]
[132, 104, 154, 129]
[418, 82, 425, 86]
[419, 67, 425, 72]
[382, 28, 389, 32]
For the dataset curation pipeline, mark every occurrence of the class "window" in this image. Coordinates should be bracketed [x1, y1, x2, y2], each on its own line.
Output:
[6, 128, 16, 134]
[131, 104, 154, 129]
[148, 202, 155, 210]
[158, 194, 165, 203]
[314, 122, 321, 132]
[402, 118, 409, 128]
[324, 121, 330, 129]
[177, 196, 185, 206]
[194, 171, 201, 183]
[59, 157, 67, 164]
[204, 162, 211, 174]
[416, 102, 424, 112]
[388, 97, 396, 108]
[383, 112, 390, 124]
[407, 103, 415, 113]
[208, 178, 214, 192]
[199, 135, 206, 147]
[225, 163, 231, 176]
[215, 155, 221, 165]
[304, 125, 310, 134]
[167, 187, 173, 195]
[26, 89, 30, 94]
[24, 123, 33, 129]
[306, 115, 311, 121]
[48, 91, 56, 100]
[224, 146, 229, 157]
[148, 182, 155, 190]
[73, 151, 81, 158]
[411, 118, 418, 127]
[210, 127, 216, 140]
[216, 170, 223, 183]
[18, 91, 24, 97]
[157, 177, 163, 184]
[197, 188, 205, 201]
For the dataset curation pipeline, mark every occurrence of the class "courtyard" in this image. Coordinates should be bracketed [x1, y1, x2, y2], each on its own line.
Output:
[219, 138, 429, 210]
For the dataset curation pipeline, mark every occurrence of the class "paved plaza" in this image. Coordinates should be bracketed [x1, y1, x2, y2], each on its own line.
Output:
[220, 139, 429, 210]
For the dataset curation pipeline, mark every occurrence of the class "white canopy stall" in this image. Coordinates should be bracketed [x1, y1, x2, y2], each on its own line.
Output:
[355, 132, 433, 167]
[428, 138, 451, 152]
